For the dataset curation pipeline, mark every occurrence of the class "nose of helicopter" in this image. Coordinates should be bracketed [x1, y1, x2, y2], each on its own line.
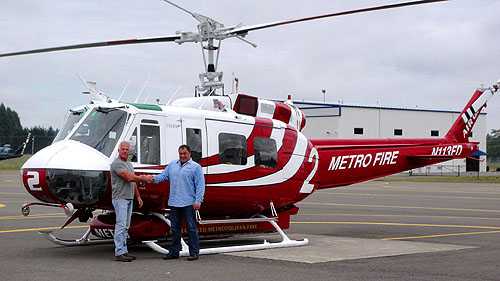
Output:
[22, 140, 111, 171]
[21, 140, 112, 206]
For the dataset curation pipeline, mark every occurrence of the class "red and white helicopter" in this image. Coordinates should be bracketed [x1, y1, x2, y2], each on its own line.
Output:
[1, 0, 497, 256]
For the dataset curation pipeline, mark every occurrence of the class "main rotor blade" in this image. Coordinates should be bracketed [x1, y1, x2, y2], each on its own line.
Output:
[228, 0, 447, 36]
[162, 0, 197, 19]
[0, 35, 181, 58]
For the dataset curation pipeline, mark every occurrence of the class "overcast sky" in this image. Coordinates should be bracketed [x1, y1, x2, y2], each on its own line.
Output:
[1, 0, 499, 133]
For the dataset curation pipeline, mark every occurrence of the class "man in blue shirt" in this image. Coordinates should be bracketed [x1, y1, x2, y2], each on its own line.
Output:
[148, 144, 205, 260]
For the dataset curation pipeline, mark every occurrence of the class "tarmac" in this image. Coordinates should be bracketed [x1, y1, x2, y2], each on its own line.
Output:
[2, 170, 500, 281]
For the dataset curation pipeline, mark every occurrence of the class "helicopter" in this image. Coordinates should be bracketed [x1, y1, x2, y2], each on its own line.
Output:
[1, 0, 497, 257]
[0, 133, 31, 161]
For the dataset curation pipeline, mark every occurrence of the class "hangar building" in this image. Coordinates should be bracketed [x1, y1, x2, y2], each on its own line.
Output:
[295, 101, 487, 173]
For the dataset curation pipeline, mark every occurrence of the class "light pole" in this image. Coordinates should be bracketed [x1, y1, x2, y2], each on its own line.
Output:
[321, 89, 326, 103]
[31, 135, 35, 154]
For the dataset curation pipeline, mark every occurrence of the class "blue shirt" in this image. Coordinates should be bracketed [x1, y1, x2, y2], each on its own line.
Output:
[153, 159, 205, 207]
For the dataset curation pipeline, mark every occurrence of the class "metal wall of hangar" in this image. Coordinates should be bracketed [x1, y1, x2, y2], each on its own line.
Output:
[294, 101, 488, 173]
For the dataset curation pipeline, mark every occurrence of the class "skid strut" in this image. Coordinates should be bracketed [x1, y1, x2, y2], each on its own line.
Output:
[39, 227, 113, 246]
[143, 214, 308, 256]
[21, 202, 74, 217]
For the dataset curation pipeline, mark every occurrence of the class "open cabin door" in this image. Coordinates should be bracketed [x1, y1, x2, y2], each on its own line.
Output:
[123, 114, 182, 168]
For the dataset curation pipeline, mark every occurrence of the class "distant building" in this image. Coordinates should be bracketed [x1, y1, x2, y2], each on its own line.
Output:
[295, 101, 487, 173]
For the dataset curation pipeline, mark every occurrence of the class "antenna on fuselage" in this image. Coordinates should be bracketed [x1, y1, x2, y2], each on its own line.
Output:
[166, 86, 183, 105]
[231, 73, 240, 94]
[77, 74, 109, 103]
[134, 74, 151, 103]
[118, 80, 131, 102]
[143, 90, 152, 104]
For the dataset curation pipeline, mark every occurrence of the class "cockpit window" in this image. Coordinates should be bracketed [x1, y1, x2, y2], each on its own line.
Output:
[53, 110, 86, 142]
[70, 108, 127, 157]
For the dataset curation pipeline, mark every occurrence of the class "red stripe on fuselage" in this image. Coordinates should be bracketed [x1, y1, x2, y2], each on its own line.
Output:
[200, 142, 317, 217]
[205, 125, 298, 184]
[246, 117, 274, 156]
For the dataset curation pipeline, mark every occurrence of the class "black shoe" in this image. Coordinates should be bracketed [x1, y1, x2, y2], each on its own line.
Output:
[123, 253, 136, 260]
[115, 254, 133, 262]
[162, 254, 179, 260]
[187, 255, 199, 261]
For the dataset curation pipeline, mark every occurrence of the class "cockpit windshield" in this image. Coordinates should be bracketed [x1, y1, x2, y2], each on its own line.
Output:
[53, 109, 87, 143]
[70, 108, 127, 157]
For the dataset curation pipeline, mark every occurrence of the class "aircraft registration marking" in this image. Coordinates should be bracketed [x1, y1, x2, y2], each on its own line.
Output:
[431, 144, 463, 156]
[328, 150, 399, 171]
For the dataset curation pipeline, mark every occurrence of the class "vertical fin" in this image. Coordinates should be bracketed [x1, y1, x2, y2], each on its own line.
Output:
[445, 81, 499, 142]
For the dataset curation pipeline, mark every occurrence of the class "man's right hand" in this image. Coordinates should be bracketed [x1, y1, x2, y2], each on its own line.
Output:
[141, 175, 154, 183]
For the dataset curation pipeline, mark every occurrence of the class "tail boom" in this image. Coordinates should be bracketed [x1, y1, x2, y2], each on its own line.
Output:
[311, 139, 477, 189]
[309, 80, 499, 189]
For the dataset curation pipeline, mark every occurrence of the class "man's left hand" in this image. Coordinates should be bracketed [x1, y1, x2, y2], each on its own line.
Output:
[137, 197, 144, 208]
[193, 202, 201, 210]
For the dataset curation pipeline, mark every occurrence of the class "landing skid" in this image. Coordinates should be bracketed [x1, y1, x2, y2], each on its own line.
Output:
[38, 212, 308, 256]
[143, 216, 309, 256]
[39, 227, 113, 246]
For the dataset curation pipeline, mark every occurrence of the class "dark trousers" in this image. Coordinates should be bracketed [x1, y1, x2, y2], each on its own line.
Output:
[168, 206, 199, 256]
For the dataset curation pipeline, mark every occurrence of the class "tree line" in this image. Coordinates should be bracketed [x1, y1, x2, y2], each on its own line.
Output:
[0, 103, 58, 154]
[487, 129, 500, 163]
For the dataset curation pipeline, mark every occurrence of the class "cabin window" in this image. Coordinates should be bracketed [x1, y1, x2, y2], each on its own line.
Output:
[140, 125, 160, 165]
[260, 103, 274, 115]
[354, 128, 364, 135]
[394, 129, 403, 136]
[254, 137, 277, 168]
[431, 130, 439, 137]
[186, 128, 202, 163]
[141, 119, 159, 124]
[70, 108, 127, 157]
[218, 133, 247, 165]
[233, 95, 258, 116]
[54, 109, 86, 142]
[128, 128, 138, 162]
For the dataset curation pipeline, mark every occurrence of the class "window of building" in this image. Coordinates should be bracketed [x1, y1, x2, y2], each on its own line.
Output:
[254, 137, 277, 168]
[218, 133, 247, 165]
[140, 125, 160, 164]
[186, 128, 202, 163]
[431, 130, 439, 137]
[394, 129, 403, 136]
[354, 128, 364, 135]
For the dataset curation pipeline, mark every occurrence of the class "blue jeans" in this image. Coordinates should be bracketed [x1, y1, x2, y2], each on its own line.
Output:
[169, 206, 199, 257]
[112, 199, 133, 256]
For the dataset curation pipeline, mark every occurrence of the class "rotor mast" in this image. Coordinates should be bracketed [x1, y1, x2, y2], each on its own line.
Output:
[164, 0, 229, 96]
[163, 0, 447, 96]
